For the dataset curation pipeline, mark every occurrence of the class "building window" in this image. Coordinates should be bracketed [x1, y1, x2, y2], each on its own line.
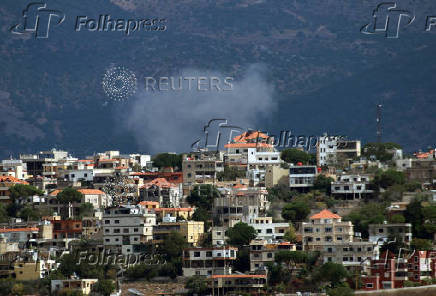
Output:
[267, 253, 273, 258]
[266, 229, 273, 234]
[123, 229, 129, 233]
[134, 228, 138, 232]
[105, 220, 110, 224]
[115, 220, 120, 224]
[206, 251, 212, 257]
[366, 283, 373, 288]
[114, 229, 120, 233]
[194, 252, 201, 257]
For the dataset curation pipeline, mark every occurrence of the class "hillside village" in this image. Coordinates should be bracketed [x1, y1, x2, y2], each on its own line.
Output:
[0, 131, 435, 296]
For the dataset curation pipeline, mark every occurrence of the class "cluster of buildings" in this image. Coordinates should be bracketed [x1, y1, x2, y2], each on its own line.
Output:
[0, 131, 434, 295]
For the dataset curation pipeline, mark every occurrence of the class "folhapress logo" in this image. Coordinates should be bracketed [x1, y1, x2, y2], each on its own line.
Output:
[10, 2, 65, 39]
[361, 2, 415, 38]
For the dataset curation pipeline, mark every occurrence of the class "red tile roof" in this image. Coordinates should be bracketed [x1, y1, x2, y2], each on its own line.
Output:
[142, 178, 176, 189]
[0, 227, 39, 233]
[210, 274, 266, 279]
[154, 208, 193, 212]
[310, 209, 341, 220]
[49, 189, 105, 196]
[224, 142, 273, 148]
[0, 176, 29, 185]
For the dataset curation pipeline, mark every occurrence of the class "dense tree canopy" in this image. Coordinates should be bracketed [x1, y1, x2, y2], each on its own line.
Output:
[9, 184, 43, 200]
[57, 188, 83, 204]
[187, 184, 220, 211]
[373, 169, 406, 189]
[282, 201, 311, 222]
[313, 175, 333, 195]
[362, 142, 402, 161]
[344, 202, 386, 238]
[226, 222, 257, 247]
[280, 148, 312, 164]
[152, 153, 182, 170]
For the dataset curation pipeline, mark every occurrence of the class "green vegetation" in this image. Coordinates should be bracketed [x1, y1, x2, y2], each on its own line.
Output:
[185, 276, 208, 295]
[267, 183, 298, 202]
[283, 224, 297, 242]
[226, 222, 257, 248]
[404, 196, 436, 239]
[282, 200, 311, 222]
[186, 184, 220, 211]
[217, 166, 246, 181]
[57, 187, 83, 204]
[152, 153, 182, 170]
[362, 142, 402, 161]
[79, 202, 94, 218]
[280, 148, 312, 164]
[372, 169, 406, 190]
[313, 175, 333, 195]
[344, 202, 387, 238]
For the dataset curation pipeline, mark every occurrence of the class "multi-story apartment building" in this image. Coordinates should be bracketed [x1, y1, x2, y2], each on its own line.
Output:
[0, 159, 28, 180]
[152, 220, 204, 246]
[301, 209, 354, 250]
[321, 241, 379, 272]
[249, 239, 296, 272]
[289, 165, 318, 191]
[331, 174, 374, 200]
[182, 247, 237, 276]
[139, 177, 182, 208]
[0, 176, 29, 203]
[182, 151, 224, 187]
[103, 205, 156, 255]
[361, 250, 436, 291]
[249, 217, 290, 240]
[368, 222, 412, 245]
[20, 149, 69, 177]
[317, 134, 361, 166]
[207, 274, 267, 295]
[51, 279, 98, 295]
[211, 226, 228, 246]
[213, 196, 260, 228]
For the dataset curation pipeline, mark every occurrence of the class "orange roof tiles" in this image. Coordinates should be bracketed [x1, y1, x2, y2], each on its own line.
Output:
[233, 184, 247, 189]
[224, 142, 273, 148]
[0, 227, 39, 233]
[310, 209, 341, 220]
[210, 274, 266, 279]
[233, 131, 269, 142]
[0, 176, 28, 185]
[142, 178, 176, 188]
[138, 201, 159, 206]
[154, 208, 193, 212]
[49, 189, 105, 196]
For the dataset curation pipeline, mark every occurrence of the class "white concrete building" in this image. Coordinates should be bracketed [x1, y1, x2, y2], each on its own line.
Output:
[249, 217, 289, 240]
[183, 247, 237, 277]
[317, 134, 361, 166]
[103, 205, 156, 255]
[289, 165, 317, 190]
[368, 222, 412, 245]
[331, 174, 374, 200]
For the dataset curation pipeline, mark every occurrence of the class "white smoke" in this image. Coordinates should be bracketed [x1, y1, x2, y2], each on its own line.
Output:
[124, 64, 276, 153]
